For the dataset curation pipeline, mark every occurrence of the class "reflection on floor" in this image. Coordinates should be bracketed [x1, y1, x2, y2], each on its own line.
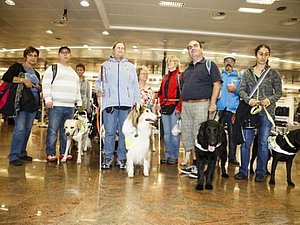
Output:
[0, 120, 300, 225]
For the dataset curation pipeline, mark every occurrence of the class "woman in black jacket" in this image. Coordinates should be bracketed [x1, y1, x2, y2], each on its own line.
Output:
[1, 46, 41, 166]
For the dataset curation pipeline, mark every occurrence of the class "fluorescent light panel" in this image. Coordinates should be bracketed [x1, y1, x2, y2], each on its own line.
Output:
[246, 0, 278, 5]
[238, 7, 265, 13]
[159, 1, 185, 8]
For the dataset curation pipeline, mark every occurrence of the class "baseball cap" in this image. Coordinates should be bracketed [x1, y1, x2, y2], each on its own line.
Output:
[224, 55, 236, 61]
[58, 46, 71, 53]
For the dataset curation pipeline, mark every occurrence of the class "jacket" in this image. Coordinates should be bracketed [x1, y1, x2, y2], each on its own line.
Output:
[95, 57, 141, 111]
[217, 69, 240, 113]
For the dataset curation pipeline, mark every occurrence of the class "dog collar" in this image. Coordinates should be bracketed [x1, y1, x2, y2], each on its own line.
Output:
[195, 140, 221, 152]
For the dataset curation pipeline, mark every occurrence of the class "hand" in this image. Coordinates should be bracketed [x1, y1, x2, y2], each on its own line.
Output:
[175, 110, 181, 118]
[45, 101, 53, 109]
[208, 103, 217, 112]
[249, 99, 259, 107]
[260, 98, 270, 107]
[23, 79, 33, 88]
[155, 104, 161, 112]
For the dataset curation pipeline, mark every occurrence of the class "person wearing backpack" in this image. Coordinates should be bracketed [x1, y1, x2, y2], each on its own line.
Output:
[179, 40, 222, 178]
[42, 46, 82, 162]
[217, 55, 241, 166]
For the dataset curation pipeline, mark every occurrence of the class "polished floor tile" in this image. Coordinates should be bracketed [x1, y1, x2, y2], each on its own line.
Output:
[0, 119, 299, 224]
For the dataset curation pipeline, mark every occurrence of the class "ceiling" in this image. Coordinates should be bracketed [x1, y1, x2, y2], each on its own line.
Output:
[0, 0, 300, 71]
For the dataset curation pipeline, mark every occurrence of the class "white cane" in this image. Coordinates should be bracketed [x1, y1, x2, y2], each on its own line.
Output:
[157, 99, 161, 164]
[98, 65, 104, 171]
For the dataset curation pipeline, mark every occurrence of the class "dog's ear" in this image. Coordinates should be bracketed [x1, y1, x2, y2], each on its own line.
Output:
[197, 122, 208, 149]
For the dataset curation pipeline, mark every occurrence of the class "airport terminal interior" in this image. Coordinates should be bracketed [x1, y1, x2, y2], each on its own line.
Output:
[1, 0, 300, 224]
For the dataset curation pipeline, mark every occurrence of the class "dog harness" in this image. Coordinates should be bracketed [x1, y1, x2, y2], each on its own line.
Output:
[268, 134, 296, 156]
[195, 140, 221, 152]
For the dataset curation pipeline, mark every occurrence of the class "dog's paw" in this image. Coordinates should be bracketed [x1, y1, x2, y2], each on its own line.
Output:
[250, 169, 255, 176]
[222, 173, 229, 178]
[287, 181, 295, 187]
[61, 158, 67, 163]
[76, 160, 82, 164]
[196, 184, 204, 191]
[269, 179, 275, 186]
[205, 184, 213, 190]
[143, 170, 149, 177]
[128, 173, 134, 178]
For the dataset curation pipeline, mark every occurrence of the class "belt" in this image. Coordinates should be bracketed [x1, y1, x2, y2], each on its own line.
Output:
[183, 99, 210, 103]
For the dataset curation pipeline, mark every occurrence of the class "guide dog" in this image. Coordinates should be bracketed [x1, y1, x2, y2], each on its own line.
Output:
[62, 113, 91, 164]
[195, 119, 229, 191]
[268, 129, 300, 187]
[122, 104, 157, 178]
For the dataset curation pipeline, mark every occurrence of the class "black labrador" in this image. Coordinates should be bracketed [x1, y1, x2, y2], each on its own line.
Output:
[195, 120, 229, 191]
[268, 129, 300, 187]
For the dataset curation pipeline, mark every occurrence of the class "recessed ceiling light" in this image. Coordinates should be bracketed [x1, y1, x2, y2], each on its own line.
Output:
[80, 0, 89, 7]
[211, 12, 227, 20]
[238, 7, 265, 13]
[5, 0, 15, 6]
[276, 6, 287, 11]
[280, 17, 300, 26]
[158, 1, 185, 8]
[102, 31, 109, 36]
[83, 44, 88, 48]
[46, 30, 53, 34]
[132, 46, 138, 49]
[246, 0, 278, 5]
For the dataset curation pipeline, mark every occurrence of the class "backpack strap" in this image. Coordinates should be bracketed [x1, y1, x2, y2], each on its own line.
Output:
[51, 64, 58, 85]
[176, 72, 182, 95]
[205, 59, 211, 75]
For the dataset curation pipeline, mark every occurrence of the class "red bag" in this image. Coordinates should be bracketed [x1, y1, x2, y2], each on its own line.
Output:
[0, 82, 10, 109]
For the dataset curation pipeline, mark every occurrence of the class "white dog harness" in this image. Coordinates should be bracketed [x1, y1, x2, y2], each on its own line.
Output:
[268, 134, 296, 156]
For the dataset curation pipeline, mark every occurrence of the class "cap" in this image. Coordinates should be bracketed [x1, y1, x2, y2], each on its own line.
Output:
[224, 55, 236, 61]
[58, 46, 71, 53]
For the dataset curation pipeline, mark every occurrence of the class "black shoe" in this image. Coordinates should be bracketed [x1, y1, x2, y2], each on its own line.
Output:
[167, 158, 178, 165]
[20, 155, 33, 161]
[160, 158, 169, 164]
[229, 159, 240, 166]
[9, 159, 23, 166]
[234, 172, 247, 180]
[255, 174, 265, 182]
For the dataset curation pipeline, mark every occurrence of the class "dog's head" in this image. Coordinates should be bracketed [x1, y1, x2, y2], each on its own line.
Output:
[64, 119, 81, 137]
[197, 120, 225, 151]
[128, 104, 157, 128]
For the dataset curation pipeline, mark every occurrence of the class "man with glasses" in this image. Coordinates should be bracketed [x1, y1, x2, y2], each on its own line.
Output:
[42, 46, 82, 162]
[180, 40, 222, 178]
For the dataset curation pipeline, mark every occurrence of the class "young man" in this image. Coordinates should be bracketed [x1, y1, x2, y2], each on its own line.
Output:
[217, 55, 241, 166]
[76, 63, 91, 114]
[180, 40, 222, 178]
[42, 46, 82, 162]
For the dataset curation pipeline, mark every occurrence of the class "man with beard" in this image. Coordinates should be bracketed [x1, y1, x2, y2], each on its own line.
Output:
[217, 55, 241, 166]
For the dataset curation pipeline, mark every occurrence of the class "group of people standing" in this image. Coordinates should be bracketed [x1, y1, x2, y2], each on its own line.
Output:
[2, 40, 282, 184]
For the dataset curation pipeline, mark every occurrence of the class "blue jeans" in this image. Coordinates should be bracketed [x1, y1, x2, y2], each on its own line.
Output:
[9, 110, 37, 161]
[161, 111, 180, 159]
[46, 106, 74, 156]
[219, 111, 237, 161]
[239, 113, 272, 176]
[103, 108, 131, 161]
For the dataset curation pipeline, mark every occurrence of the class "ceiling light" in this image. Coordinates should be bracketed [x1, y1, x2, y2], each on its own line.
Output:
[102, 31, 109, 36]
[280, 17, 300, 26]
[158, 1, 185, 8]
[238, 7, 265, 13]
[5, 0, 15, 6]
[83, 44, 88, 48]
[45, 30, 53, 34]
[246, 0, 278, 5]
[211, 12, 227, 20]
[80, 0, 89, 7]
[132, 46, 138, 49]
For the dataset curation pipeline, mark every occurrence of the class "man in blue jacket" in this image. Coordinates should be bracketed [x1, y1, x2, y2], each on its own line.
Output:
[217, 55, 241, 166]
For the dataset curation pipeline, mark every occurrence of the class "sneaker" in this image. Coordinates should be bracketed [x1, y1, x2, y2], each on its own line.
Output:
[168, 158, 178, 165]
[160, 158, 169, 164]
[234, 172, 247, 180]
[60, 154, 73, 161]
[229, 159, 240, 166]
[20, 155, 33, 161]
[117, 159, 126, 169]
[188, 166, 198, 179]
[101, 157, 113, 169]
[180, 165, 196, 175]
[255, 174, 265, 182]
[9, 159, 23, 166]
[47, 155, 57, 162]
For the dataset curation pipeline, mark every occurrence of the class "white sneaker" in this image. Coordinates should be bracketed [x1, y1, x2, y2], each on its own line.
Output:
[180, 165, 196, 175]
[188, 166, 198, 179]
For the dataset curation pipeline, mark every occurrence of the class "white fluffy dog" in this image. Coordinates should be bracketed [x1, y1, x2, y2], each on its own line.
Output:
[62, 114, 91, 164]
[122, 104, 157, 178]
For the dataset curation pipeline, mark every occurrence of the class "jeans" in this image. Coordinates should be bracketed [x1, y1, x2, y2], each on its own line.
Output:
[239, 113, 272, 176]
[103, 107, 131, 161]
[219, 111, 237, 161]
[46, 106, 74, 156]
[9, 110, 37, 161]
[161, 111, 180, 159]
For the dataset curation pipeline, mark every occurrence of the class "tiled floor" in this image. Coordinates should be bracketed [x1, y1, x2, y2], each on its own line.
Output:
[0, 119, 299, 224]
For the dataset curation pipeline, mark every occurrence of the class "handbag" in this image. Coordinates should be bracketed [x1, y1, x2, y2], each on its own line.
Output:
[0, 82, 10, 109]
[0, 82, 17, 116]
[161, 104, 176, 115]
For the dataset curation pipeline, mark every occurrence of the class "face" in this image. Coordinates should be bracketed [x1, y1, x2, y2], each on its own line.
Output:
[167, 59, 176, 70]
[58, 49, 71, 63]
[139, 70, 148, 82]
[113, 43, 126, 60]
[256, 47, 270, 65]
[224, 58, 235, 72]
[187, 40, 203, 60]
[25, 51, 38, 66]
[76, 67, 85, 77]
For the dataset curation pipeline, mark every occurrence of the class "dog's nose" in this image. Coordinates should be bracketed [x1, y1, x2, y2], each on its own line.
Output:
[66, 132, 70, 136]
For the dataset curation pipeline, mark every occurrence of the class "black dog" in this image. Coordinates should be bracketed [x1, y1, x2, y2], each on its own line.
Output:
[268, 129, 300, 187]
[195, 120, 229, 191]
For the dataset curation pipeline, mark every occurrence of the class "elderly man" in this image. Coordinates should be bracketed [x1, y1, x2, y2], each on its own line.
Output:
[180, 40, 222, 178]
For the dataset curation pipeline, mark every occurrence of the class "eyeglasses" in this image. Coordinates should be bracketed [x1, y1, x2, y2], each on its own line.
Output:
[60, 51, 70, 54]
